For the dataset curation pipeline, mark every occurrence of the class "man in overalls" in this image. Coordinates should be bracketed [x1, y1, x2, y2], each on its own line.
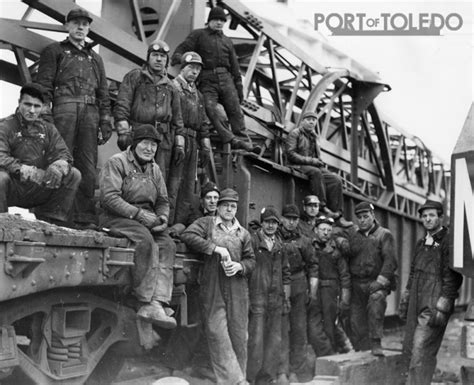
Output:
[181, 188, 255, 385]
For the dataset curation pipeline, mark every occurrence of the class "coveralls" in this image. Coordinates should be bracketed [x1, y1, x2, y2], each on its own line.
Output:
[169, 75, 211, 223]
[99, 148, 175, 304]
[309, 238, 351, 356]
[114, 65, 185, 184]
[247, 229, 291, 384]
[0, 111, 80, 221]
[346, 222, 398, 350]
[181, 216, 255, 385]
[171, 27, 245, 144]
[285, 127, 343, 213]
[402, 227, 463, 385]
[37, 38, 111, 223]
[277, 227, 318, 378]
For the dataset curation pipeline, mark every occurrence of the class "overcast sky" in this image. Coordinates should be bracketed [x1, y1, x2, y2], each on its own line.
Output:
[1, 0, 472, 163]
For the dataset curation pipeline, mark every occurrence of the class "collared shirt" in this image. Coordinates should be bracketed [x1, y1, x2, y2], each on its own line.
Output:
[216, 215, 240, 234]
[261, 232, 275, 251]
[68, 37, 85, 50]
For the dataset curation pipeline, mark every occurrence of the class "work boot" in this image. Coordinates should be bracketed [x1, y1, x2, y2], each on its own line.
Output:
[137, 300, 177, 329]
[371, 339, 384, 357]
[335, 216, 353, 228]
[275, 373, 289, 385]
[231, 138, 261, 154]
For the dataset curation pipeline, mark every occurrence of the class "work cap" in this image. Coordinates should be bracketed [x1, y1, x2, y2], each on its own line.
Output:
[282, 204, 300, 218]
[354, 201, 375, 214]
[208, 6, 227, 22]
[147, 40, 170, 55]
[66, 8, 93, 23]
[302, 111, 318, 120]
[181, 51, 203, 68]
[418, 199, 443, 215]
[132, 124, 161, 144]
[218, 188, 239, 204]
[315, 216, 335, 227]
[260, 206, 280, 223]
[20, 83, 46, 103]
[303, 195, 320, 206]
[201, 181, 220, 198]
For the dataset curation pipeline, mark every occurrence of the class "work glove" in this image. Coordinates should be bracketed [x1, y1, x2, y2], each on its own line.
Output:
[200, 138, 212, 169]
[98, 118, 113, 145]
[311, 158, 325, 168]
[369, 275, 390, 295]
[168, 223, 186, 238]
[20, 164, 45, 185]
[308, 277, 319, 305]
[117, 133, 132, 151]
[172, 135, 185, 166]
[135, 209, 159, 229]
[151, 215, 168, 233]
[398, 289, 410, 323]
[339, 288, 351, 318]
[115, 120, 131, 135]
[43, 164, 63, 189]
[282, 284, 291, 313]
[40, 104, 54, 123]
[428, 296, 454, 328]
[236, 83, 244, 104]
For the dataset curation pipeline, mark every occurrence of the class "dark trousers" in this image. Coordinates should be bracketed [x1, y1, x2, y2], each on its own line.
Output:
[98, 216, 176, 303]
[155, 132, 175, 183]
[299, 165, 343, 213]
[403, 307, 448, 385]
[280, 274, 308, 377]
[350, 281, 387, 351]
[0, 168, 81, 221]
[167, 134, 198, 224]
[307, 284, 338, 357]
[247, 304, 282, 384]
[53, 102, 99, 223]
[200, 71, 245, 144]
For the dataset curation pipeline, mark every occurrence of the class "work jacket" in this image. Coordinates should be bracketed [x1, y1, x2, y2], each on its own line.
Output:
[99, 148, 169, 221]
[285, 126, 321, 165]
[37, 38, 110, 120]
[313, 238, 351, 289]
[278, 227, 318, 278]
[0, 111, 72, 174]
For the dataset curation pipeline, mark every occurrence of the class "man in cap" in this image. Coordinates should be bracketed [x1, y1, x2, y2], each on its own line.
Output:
[399, 200, 462, 384]
[285, 112, 350, 227]
[277, 204, 318, 383]
[99, 124, 177, 329]
[181, 188, 255, 385]
[346, 201, 398, 356]
[168, 52, 213, 224]
[171, 6, 260, 154]
[247, 206, 291, 384]
[0, 83, 81, 226]
[114, 39, 186, 207]
[37, 8, 112, 227]
[307, 216, 351, 357]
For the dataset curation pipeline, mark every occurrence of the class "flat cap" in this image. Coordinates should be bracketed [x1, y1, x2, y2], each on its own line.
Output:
[302, 111, 318, 120]
[303, 195, 320, 205]
[200, 181, 219, 198]
[418, 199, 443, 215]
[66, 8, 92, 23]
[315, 216, 335, 227]
[354, 201, 375, 214]
[282, 204, 300, 218]
[20, 83, 46, 103]
[218, 188, 239, 204]
[260, 206, 280, 223]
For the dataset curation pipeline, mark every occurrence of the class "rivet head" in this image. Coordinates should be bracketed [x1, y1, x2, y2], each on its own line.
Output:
[31, 280, 36, 286]
[12, 285, 16, 291]
[65, 272, 70, 277]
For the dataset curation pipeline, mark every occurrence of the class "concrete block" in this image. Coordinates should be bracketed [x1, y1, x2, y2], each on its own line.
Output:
[315, 349, 405, 385]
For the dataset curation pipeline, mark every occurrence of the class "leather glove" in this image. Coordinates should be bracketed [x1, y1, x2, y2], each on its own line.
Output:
[115, 120, 131, 135]
[369, 275, 390, 295]
[117, 133, 132, 151]
[43, 163, 63, 189]
[200, 138, 212, 169]
[151, 215, 168, 233]
[20, 164, 45, 185]
[339, 288, 351, 317]
[168, 223, 186, 238]
[311, 158, 325, 167]
[283, 284, 291, 314]
[173, 135, 185, 166]
[308, 277, 319, 305]
[398, 289, 410, 323]
[428, 296, 454, 327]
[98, 119, 113, 145]
[135, 209, 159, 228]
[41, 104, 54, 123]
